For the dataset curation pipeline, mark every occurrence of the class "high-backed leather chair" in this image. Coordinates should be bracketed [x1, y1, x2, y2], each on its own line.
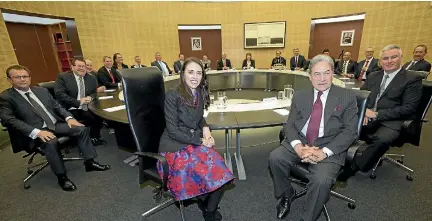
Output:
[121, 67, 189, 220]
[38, 81, 56, 98]
[279, 89, 370, 220]
[370, 80, 432, 180]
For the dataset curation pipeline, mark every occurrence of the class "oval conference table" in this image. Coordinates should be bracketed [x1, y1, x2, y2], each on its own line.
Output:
[89, 69, 364, 180]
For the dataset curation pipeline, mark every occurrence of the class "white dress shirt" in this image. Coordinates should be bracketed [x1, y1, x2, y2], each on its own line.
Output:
[69, 73, 85, 110]
[105, 67, 121, 87]
[290, 88, 334, 157]
[362, 58, 374, 79]
[158, 61, 169, 76]
[14, 88, 72, 139]
[343, 61, 349, 74]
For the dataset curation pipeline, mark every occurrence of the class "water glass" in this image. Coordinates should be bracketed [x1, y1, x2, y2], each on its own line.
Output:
[217, 96, 227, 109]
[209, 94, 215, 104]
[278, 91, 284, 100]
[284, 85, 294, 100]
[217, 91, 226, 99]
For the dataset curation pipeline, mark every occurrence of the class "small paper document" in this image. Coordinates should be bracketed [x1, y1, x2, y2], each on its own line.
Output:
[344, 82, 355, 84]
[99, 96, 113, 100]
[273, 109, 290, 116]
[339, 77, 350, 80]
[104, 89, 115, 92]
[203, 110, 209, 118]
[352, 87, 360, 90]
[104, 105, 126, 112]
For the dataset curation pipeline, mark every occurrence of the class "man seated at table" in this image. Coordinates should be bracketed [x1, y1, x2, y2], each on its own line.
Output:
[55, 58, 106, 146]
[131, 55, 147, 68]
[355, 44, 422, 172]
[217, 52, 232, 70]
[271, 51, 287, 68]
[85, 59, 106, 92]
[201, 54, 212, 71]
[290, 48, 307, 71]
[269, 54, 358, 221]
[355, 47, 381, 81]
[97, 56, 122, 89]
[335, 51, 357, 78]
[151, 52, 173, 76]
[0, 65, 110, 191]
[402, 44, 431, 72]
[173, 53, 185, 74]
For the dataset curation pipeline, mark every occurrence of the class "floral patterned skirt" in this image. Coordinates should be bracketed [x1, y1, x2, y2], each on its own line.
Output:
[156, 145, 234, 201]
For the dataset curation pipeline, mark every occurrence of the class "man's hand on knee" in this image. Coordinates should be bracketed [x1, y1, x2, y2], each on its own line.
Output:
[67, 118, 84, 128]
[300, 147, 326, 164]
[37, 130, 56, 142]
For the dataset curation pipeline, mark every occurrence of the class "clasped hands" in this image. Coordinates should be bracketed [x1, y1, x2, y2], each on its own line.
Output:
[80, 96, 93, 105]
[294, 144, 327, 164]
[201, 126, 215, 148]
[363, 108, 377, 126]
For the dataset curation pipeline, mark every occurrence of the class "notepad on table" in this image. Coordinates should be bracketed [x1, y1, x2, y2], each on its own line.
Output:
[104, 105, 125, 112]
[98, 96, 114, 100]
[104, 89, 115, 92]
[273, 109, 290, 116]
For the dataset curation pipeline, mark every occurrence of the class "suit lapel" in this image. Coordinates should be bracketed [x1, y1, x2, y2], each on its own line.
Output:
[69, 73, 79, 96]
[301, 89, 314, 126]
[323, 86, 339, 127]
[11, 88, 40, 117]
[379, 69, 404, 98]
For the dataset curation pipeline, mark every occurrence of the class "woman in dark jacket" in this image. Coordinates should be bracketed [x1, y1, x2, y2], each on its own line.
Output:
[157, 57, 234, 221]
[242, 52, 255, 69]
[112, 53, 129, 70]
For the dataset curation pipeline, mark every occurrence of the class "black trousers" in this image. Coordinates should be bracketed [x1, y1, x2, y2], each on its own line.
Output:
[356, 121, 400, 172]
[33, 123, 97, 175]
[69, 109, 103, 139]
[196, 186, 226, 212]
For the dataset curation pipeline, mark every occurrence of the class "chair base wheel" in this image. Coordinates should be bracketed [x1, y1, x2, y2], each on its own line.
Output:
[24, 184, 31, 189]
[406, 175, 413, 181]
[370, 174, 376, 179]
[348, 203, 356, 209]
[397, 160, 403, 164]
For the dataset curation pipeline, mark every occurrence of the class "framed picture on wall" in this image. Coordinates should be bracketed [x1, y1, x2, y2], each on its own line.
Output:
[191, 37, 202, 51]
[340, 30, 355, 46]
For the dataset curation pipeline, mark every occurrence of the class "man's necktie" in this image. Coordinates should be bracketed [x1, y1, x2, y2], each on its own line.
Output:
[79, 77, 88, 111]
[295, 56, 298, 66]
[25, 92, 56, 130]
[373, 74, 390, 111]
[108, 70, 115, 83]
[306, 91, 323, 145]
[357, 60, 369, 80]
[405, 61, 415, 70]
[343, 61, 348, 74]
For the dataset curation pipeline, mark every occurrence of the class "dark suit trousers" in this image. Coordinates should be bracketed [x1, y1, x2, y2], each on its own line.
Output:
[36, 123, 97, 175]
[269, 146, 340, 221]
[356, 121, 400, 172]
[69, 109, 103, 138]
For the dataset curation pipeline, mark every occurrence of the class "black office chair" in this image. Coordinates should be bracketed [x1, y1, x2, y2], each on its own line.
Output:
[1, 122, 83, 189]
[278, 89, 370, 220]
[38, 81, 57, 98]
[370, 80, 432, 180]
[121, 67, 188, 220]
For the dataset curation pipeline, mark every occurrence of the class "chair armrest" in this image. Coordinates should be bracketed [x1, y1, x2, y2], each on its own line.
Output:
[134, 151, 168, 190]
[421, 119, 428, 123]
[345, 140, 366, 165]
[403, 120, 413, 129]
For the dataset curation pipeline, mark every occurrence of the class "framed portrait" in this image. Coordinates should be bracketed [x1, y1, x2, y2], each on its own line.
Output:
[191, 37, 202, 51]
[340, 30, 355, 46]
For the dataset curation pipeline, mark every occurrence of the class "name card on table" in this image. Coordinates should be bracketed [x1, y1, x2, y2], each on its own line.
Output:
[98, 96, 114, 100]
[263, 97, 277, 102]
[352, 87, 360, 90]
[344, 82, 355, 85]
[273, 109, 290, 116]
[104, 89, 116, 92]
[104, 105, 125, 112]
[339, 77, 350, 80]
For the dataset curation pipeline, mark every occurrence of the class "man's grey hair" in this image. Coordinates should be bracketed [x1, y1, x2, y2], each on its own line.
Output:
[380, 44, 403, 57]
[307, 54, 334, 74]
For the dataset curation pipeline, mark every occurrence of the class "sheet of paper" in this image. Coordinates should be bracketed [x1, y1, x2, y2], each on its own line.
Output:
[104, 89, 115, 92]
[98, 96, 114, 100]
[352, 87, 360, 90]
[344, 82, 355, 84]
[104, 105, 126, 112]
[339, 77, 350, 80]
[273, 109, 290, 116]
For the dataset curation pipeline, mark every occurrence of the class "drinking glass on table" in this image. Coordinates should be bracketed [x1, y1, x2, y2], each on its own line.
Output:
[284, 84, 295, 100]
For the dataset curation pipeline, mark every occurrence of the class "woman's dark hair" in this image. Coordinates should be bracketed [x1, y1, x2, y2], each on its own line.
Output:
[245, 53, 252, 60]
[177, 57, 210, 109]
[112, 53, 122, 69]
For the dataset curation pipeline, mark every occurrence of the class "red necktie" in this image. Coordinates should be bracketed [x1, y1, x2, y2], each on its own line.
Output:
[306, 91, 323, 145]
[357, 60, 369, 80]
[108, 70, 115, 83]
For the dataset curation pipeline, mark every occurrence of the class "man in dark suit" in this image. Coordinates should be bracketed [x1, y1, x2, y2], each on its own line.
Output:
[0, 65, 110, 191]
[85, 59, 106, 92]
[131, 55, 147, 68]
[356, 44, 422, 172]
[355, 47, 381, 80]
[290, 48, 307, 71]
[271, 51, 287, 68]
[151, 52, 173, 76]
[97, 56, 122, 89]
[269, 55, 358, 221]
[173, 53, 185, 74]
[401, 44, 431, 72]
[216, 52, 232, 70]
[55, 58, 106, 146]
[335, 51, 357, 77]
[322, 49, 336, 68]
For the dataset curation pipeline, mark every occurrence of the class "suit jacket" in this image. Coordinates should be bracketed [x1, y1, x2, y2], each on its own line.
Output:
[217, 59, 232, 70]
[158, 88, 208, 153]
[201, 60, 212, 70]
[355, 58, 381, 79]
[242, 59, 256, 69]
[335, 60, 357, 75]
[290, 55, 307, 70]
[0, 86, 72, 153]
[402, 59, 432, 72]
[151, 60, 172, 74]
[113, 63, 129, 70]
[131, 64, 147, 68]
[173, 60, 183, 73]
[271, 57, 287, 66]
[360, 69, 422, 131]
[54, 72, 98, 110]
[281, 85, 359, 165]
[96, 66, 122, 88]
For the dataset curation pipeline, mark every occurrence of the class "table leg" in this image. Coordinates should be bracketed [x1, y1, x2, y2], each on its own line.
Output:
[234, 128, 246, 180]
[223, 129, 233, 173]
[266, 73, 272, 91]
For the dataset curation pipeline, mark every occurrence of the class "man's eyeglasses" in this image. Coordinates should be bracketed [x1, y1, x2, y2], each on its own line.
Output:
[73, 65, 86, 69]
[9, 75, 30, 80]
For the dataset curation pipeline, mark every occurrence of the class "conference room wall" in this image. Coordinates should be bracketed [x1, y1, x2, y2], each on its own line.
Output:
[0, 1, 431, 91]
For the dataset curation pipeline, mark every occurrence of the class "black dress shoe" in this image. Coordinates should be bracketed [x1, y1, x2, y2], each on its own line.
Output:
[58, 177, 77, 191]
[203, 211, 222, 221]
[85, 161, 111, 172]
[276, 193, 295, 220]
[91, 138, 107, 146]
